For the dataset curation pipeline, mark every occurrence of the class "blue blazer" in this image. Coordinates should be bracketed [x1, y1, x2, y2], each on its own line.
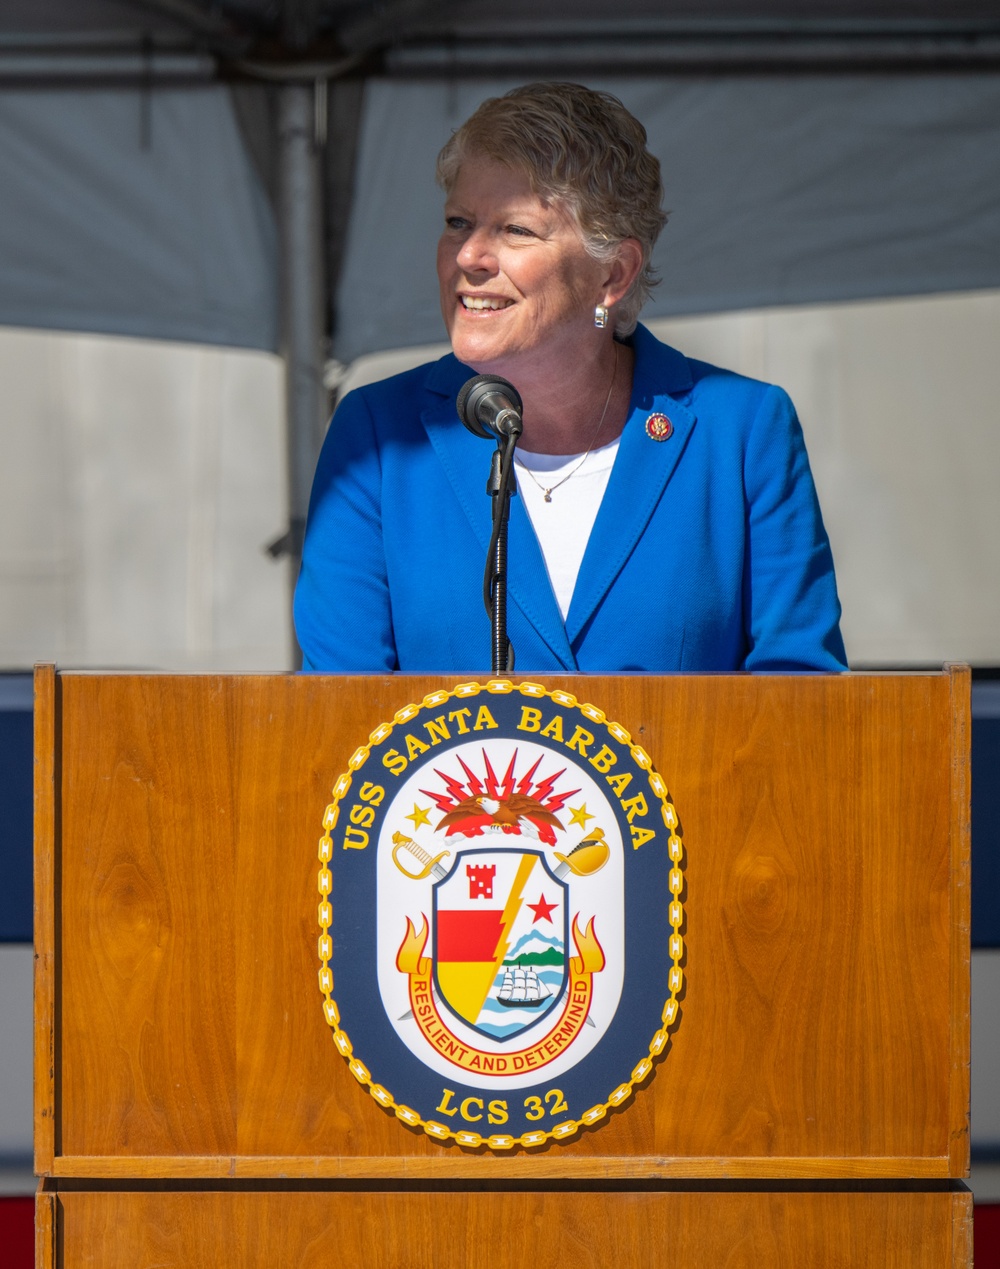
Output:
[295, 324, 846, 673]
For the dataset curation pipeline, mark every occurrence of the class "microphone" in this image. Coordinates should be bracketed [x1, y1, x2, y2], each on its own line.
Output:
[456, 375, 523, 441]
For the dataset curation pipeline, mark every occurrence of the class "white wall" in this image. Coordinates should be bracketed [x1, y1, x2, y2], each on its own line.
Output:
[0, 328, 291, 671]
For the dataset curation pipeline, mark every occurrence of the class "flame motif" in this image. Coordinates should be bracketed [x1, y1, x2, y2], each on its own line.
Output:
[395, 915, 430, 975]
[570, 915, 606, 975]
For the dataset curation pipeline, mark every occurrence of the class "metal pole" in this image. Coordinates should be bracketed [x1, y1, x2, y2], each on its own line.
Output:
[278, 81, 326, 666]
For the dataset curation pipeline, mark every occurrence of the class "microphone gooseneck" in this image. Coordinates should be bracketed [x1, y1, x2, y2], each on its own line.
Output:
[456, 374, 523, 674]
[457, 374, 524, 441]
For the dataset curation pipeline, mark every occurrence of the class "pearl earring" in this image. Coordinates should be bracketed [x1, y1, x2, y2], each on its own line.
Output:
[594, 305, 609, 329]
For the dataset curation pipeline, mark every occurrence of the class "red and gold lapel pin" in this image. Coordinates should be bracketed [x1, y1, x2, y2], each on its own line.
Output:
[645, 413, 673, 441]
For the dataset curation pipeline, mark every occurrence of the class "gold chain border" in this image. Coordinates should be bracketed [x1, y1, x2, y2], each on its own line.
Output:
[316, 679, 686, 1152]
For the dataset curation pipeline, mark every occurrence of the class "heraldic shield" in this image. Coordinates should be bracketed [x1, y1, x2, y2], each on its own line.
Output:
[325, 682, 685, 1150]
[432, 847, 569, 1043]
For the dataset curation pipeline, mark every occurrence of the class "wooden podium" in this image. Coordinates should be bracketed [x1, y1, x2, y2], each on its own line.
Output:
[34, 667, 972, 1265]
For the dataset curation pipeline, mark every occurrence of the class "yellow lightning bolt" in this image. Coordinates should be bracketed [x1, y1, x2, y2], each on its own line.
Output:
[490, 853, 538, 985]
[437, 853, 540, 1026]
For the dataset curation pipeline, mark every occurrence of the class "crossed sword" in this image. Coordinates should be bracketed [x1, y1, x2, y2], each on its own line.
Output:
[390, 827, 609, 883]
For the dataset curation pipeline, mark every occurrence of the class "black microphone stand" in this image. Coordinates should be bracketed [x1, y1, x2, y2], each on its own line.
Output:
[486, 438, 518, 675]
[456, 373, 523, 674]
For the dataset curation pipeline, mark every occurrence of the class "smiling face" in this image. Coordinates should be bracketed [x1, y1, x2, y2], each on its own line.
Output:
[436, 155, 612, 380]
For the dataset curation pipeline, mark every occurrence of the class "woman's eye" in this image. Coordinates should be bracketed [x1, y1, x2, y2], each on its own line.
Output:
[507, 224, 534, 237]
[445, 216, 470, 231]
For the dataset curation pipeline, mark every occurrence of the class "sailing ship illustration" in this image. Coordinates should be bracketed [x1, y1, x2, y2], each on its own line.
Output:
[496, 964, 551, 1009]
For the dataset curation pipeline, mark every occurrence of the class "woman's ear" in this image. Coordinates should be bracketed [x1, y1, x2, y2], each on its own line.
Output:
[600, 238, 644, 308]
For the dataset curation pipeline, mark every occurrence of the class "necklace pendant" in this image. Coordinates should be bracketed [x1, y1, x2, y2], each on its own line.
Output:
[543, 490, 552, 503]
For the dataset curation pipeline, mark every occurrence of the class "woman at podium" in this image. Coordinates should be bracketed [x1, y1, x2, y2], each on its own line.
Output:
[294, 82, 846, 674]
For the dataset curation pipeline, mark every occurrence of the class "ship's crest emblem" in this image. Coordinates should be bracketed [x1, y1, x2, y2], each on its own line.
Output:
[316, 681, 686, 1151]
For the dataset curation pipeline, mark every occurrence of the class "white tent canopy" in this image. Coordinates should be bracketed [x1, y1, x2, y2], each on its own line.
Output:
[0, 71, 998, 360]
[0, 86, 276, 349]
[335, 72, 1000, 362]
[1, 3, 999, 359]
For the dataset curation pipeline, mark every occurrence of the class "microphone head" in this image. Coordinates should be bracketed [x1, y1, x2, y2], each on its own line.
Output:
[457, 375, 524, 441]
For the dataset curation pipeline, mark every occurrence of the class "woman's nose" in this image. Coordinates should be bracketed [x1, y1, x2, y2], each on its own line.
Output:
[456, 228, 496, 274]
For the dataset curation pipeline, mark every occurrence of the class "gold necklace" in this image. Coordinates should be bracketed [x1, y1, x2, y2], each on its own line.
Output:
[515, 343, 619, 503]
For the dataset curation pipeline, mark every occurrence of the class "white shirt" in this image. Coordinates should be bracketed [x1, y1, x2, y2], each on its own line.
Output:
[514, 438, 621, 621]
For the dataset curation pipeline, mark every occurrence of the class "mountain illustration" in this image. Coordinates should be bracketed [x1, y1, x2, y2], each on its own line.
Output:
[505, 947, 564, 966]
[504, 929, 565, 966]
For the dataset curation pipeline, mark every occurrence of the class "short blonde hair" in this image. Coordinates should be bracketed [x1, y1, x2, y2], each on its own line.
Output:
[436, 82, 667, 336]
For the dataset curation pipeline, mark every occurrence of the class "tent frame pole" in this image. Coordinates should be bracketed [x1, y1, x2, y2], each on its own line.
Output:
[278, 81, 326, 667]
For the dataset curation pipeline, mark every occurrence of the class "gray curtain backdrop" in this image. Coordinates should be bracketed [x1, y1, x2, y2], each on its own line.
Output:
[0, 74, 998, 358]
[0, 86, 276, 349]
[334, 73, 1000, 362]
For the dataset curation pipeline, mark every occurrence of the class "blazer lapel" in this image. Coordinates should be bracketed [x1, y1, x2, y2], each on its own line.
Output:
[421, 356, 577, 668]
[566, 329, 697, 645]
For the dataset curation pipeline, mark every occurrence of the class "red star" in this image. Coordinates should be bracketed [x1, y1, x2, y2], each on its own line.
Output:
[527, 893, 558, 924]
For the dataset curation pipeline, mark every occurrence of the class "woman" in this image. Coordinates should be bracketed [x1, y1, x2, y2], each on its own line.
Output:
[295, 83, 846, 673]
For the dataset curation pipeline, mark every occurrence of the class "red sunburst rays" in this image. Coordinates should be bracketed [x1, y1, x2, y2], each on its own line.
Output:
[420, 748, 579, 816]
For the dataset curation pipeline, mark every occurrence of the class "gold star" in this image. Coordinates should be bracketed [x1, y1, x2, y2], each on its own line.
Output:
[568, 802, 595, 830]
[405, 803, 432, 830]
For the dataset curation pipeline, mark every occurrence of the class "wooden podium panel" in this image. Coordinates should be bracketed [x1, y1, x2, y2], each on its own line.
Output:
[35, 668, 969, 1181]
[38, 1186, 972, 1267]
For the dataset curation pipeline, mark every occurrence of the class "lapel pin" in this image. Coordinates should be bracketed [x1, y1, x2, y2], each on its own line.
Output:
[645, 413, 673, 441]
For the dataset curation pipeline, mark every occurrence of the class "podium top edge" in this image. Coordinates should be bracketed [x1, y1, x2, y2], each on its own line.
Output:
[32, 666, 969, 681]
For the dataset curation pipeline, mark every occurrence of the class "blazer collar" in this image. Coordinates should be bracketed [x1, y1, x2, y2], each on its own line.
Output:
[565, 324, 697, 643]
[420, 324, 697, 663]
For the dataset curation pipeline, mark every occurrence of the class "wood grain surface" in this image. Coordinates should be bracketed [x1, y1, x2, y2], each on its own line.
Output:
[49, 1187, 971, 1268]
[44, 1153, 955, 1180]
[35, 1185, 55, 1268]
[34, 663, 57, 1174]
[947, 666, 972, 1176]
[37, 670, 970, 1179]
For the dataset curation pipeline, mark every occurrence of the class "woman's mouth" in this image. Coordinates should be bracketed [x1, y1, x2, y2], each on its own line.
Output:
[460, 296, 513, 311]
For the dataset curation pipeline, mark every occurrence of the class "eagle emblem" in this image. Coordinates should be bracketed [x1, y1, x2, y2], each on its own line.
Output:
[423, 751, 576, 845]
